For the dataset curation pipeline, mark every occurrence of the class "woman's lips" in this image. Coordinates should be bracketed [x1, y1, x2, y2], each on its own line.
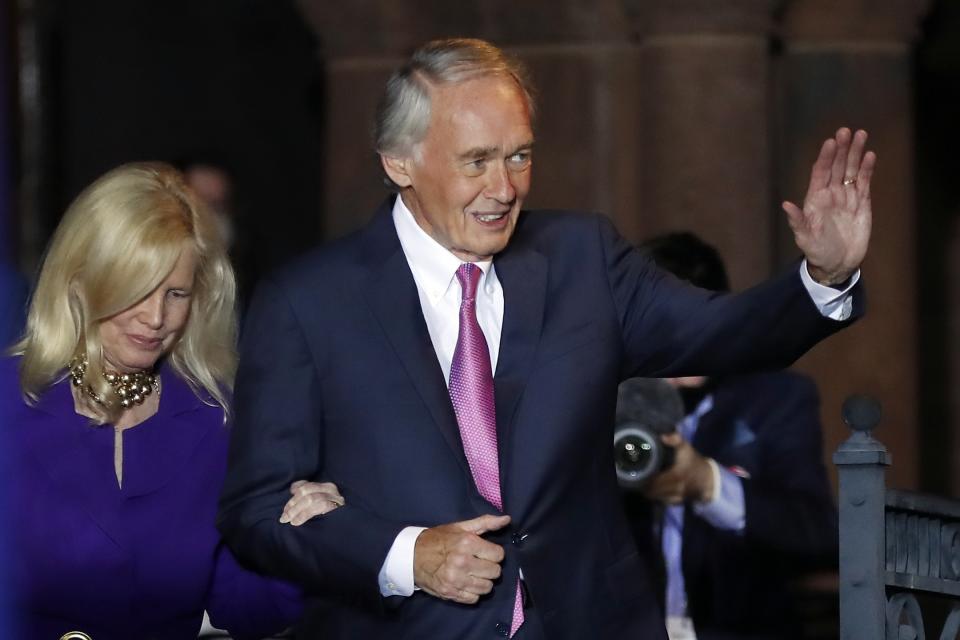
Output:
[128, 334, 163, 350]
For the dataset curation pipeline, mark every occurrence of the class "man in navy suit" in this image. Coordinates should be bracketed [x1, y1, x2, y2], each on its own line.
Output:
[625, 233, 838, 640]
[218, 38, 874, 639]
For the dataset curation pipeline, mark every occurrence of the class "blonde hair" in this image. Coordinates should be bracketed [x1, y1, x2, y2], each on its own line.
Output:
[15, 162, 237, 424]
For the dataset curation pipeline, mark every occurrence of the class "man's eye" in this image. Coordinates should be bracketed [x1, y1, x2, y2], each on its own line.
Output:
[463, 159, 486, 175]
[509, 152, 531, 166]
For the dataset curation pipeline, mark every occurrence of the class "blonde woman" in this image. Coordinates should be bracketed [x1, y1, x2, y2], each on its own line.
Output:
[1, 163, 340, 640]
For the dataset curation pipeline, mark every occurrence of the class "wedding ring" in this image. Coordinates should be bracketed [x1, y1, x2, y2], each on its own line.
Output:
[842, 177, 856, 186]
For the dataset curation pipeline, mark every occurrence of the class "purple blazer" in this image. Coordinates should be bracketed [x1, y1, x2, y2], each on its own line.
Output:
[0, 356, 302, 640]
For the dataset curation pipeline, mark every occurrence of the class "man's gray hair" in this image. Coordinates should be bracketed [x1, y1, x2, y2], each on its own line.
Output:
[374, 38, 536, 158]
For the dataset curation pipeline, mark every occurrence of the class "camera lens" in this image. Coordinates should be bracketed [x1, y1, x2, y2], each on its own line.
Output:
[614, 425, 662, 487]
[616, 434, 654, 471]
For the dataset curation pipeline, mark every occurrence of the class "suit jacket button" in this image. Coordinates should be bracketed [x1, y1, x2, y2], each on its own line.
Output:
[511, 532, 527, 548]
[495, 621, 510, 637]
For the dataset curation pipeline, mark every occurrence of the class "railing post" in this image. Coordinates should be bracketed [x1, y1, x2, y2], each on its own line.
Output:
[833, 395, 890, 640]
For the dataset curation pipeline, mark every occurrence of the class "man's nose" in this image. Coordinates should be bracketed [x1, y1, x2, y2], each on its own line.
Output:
[485, 162, 516, 203]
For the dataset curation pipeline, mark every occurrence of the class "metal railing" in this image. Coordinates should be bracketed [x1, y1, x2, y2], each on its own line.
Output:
[835, 396, 960, 640]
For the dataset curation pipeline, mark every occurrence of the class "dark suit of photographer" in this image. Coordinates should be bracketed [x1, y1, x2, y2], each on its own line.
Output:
[626, 234, 838, 640]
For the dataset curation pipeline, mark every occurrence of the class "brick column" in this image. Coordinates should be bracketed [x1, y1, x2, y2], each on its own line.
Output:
[627, 0, 780, 290]
[777, 0, 930, 490]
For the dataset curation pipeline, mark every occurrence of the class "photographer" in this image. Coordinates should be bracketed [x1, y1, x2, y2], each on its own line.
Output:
[624, 233, 839, 640]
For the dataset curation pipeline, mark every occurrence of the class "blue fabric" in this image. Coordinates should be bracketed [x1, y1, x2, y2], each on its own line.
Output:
[218, 198, 861, 640]
[0, 356, 302, 640]
[0, 264, 27, 352]
[0, 381, 18, 638]
[663, 394, 720, 618]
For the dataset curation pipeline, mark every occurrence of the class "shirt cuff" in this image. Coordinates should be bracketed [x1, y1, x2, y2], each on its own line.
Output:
[378, 526, 427, 597]
[692, 460, 746, 532]
[799, 259, 859, 321]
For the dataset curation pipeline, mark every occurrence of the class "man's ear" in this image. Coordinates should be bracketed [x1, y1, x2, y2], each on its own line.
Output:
[380, 154, 413, 188]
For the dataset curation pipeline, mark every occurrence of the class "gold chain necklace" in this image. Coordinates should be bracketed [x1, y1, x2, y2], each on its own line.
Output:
[68, 356, 159, 408]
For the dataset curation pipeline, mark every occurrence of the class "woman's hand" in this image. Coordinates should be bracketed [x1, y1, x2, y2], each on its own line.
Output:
[279, 480, 345, 526]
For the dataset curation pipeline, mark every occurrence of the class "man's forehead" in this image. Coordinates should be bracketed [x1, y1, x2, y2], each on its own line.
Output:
[430, 74, 527, 109]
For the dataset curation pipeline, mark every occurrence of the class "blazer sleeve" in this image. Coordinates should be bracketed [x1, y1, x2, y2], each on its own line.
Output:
[205, 542, 303, 640]
[595, 215, 864, 379]
[217, 274, 405, 610]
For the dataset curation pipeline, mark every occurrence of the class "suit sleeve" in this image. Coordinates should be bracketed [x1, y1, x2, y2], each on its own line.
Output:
[596, 215, 864, 378]
[217, 274, 405, 609]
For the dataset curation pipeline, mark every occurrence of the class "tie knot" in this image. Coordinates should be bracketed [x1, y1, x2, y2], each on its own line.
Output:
[456, 263, 482, 301]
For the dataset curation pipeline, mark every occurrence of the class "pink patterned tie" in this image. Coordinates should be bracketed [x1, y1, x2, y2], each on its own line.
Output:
[449, 263, 524, 637]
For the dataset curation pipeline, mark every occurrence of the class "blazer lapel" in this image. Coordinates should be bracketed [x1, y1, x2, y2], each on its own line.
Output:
[360, 205, 472, 480]
[25, 380, 128, 552]
[493, 244, 547, 461]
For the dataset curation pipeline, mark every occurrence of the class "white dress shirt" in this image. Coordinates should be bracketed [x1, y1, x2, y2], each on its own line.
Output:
[378, 195, 504, 596]
[377, 195, 859, 597]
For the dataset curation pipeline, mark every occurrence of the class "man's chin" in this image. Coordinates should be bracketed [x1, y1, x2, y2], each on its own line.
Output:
[480, 229, 516, 256]
[475, 242, 511, 260]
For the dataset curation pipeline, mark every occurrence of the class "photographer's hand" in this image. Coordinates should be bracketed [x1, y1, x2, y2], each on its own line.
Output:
[642, 433, 715, 505]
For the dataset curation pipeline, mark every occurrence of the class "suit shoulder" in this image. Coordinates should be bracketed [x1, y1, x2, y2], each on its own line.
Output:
[515, 209, 607, 233]
[758, 370, 818, 400]
[258, 228, 369, 295]
[513, 209, 617, 251]
[716, 370, 820, 411]
[721, 370, 816, 397]
[714, 371, 821, 435]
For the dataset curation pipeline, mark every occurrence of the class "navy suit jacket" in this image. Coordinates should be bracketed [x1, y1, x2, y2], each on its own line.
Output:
[628, 371, 838, 640]
[218, 199, 860, 639]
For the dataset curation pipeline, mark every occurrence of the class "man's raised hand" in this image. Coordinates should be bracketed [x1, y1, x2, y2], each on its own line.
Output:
[783, 127, 876, 286]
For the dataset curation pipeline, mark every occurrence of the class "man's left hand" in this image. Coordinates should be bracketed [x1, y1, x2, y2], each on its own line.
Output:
[783, 127, 876, 286]
[642, 433, 715, 505]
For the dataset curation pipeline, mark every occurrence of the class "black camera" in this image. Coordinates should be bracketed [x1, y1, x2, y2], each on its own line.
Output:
[613, 378, 684, 489]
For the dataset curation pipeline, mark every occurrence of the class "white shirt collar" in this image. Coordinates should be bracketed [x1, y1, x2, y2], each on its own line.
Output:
[392, 195, 495, 306]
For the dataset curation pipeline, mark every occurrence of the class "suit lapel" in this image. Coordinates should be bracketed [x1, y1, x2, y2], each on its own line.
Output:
[493, 244, 547, 461]
[360, 206, 472, 480]
[359, 203, 549, 494]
